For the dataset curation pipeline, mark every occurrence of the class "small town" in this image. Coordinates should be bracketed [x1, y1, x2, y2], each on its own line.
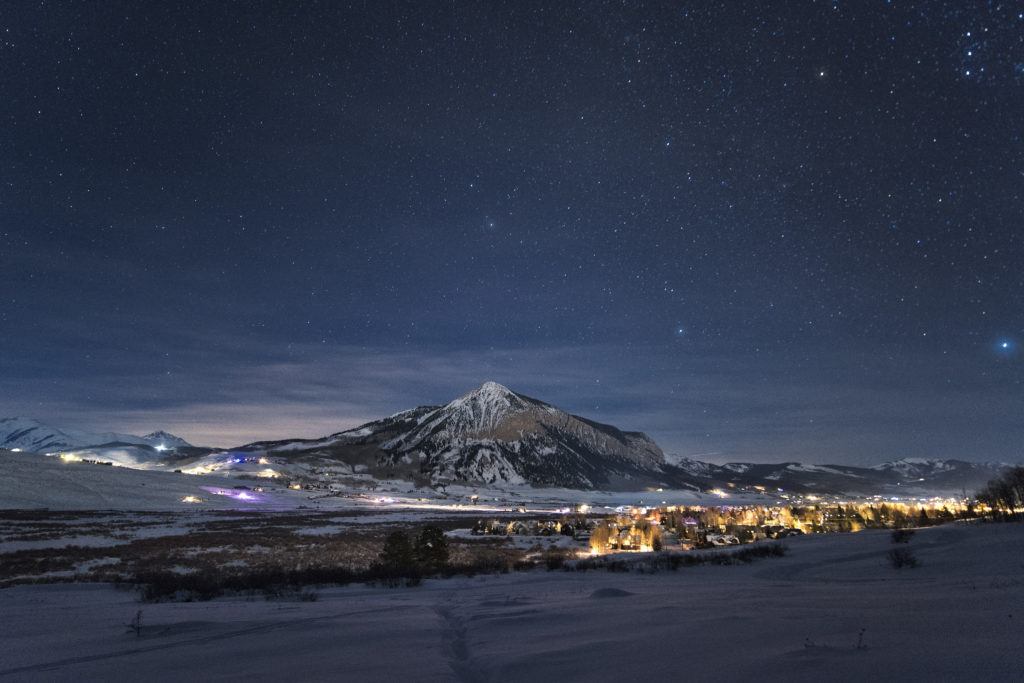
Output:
[469, 499, 976, 556]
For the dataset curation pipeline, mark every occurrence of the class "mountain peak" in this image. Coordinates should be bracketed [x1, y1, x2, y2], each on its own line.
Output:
[444, 381, 528, 434]
[470, 380, 514, 397]
[141, 431, 191, 449]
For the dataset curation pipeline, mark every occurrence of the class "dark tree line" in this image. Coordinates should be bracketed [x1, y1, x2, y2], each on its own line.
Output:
[977, 467, 1024, 520]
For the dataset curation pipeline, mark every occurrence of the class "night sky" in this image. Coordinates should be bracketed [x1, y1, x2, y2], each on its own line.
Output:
[1, 2, 1022, 464]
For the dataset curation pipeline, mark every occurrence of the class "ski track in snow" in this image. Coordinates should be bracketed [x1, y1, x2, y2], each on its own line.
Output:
[434, 603, 482, 683]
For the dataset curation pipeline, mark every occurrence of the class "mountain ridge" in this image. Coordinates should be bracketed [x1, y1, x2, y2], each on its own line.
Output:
[2, 383, 1014, 494]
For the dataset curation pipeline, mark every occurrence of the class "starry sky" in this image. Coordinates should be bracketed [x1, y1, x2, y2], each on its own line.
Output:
[1, 1, 1022, 464]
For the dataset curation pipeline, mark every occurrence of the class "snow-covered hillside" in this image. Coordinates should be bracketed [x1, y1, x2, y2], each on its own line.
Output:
[0, 452, 306, 510]
[0, 417, 191, 452]
[660, 456, 1008, 496]
[871, 457, 1005, 479]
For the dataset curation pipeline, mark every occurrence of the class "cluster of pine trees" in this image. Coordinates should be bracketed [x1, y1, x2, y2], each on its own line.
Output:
[377, 526, 449, 583]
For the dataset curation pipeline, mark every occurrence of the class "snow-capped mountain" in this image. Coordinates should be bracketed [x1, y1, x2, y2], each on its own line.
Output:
[0, 417, 192, 452]
[253, 381, 667, 489]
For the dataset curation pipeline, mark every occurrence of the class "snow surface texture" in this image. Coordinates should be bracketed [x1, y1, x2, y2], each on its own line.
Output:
[0, 523, 1021, 681]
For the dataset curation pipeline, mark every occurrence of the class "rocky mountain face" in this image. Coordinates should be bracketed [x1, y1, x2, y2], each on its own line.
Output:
[0, 417, 191, 452]
[308, 381, 667, 488]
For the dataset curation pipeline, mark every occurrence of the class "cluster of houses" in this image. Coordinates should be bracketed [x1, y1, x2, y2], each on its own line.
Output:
[471, 518, 583, 538]
[656, 500, 965, 537]
[468, 498, 970, 556]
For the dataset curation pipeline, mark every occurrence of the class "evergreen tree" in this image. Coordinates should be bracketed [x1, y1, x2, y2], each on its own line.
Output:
[415, 526, 449, 571]
[380, 530, 415, 572]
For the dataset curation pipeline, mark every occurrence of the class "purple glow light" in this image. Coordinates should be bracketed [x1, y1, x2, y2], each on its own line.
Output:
[201, 486, 264, 503]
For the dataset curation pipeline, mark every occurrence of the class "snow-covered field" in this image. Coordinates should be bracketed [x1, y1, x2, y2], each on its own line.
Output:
[0, 453, 307, 511]
[1, 522, 1021, 681]
[0, 451, 769, 514]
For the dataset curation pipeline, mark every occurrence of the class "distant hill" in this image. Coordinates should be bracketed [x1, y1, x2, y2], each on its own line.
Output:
[0, 417, 191, 452]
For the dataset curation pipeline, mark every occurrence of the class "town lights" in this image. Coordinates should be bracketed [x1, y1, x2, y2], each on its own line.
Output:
[180, 495, 202, 503]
